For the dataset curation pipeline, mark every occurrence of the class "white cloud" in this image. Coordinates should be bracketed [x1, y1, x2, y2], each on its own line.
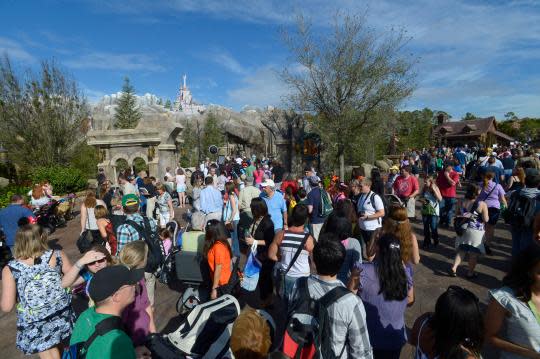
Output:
[0, 37, 36, 63]
[207, 50, 247, 74]
[227, 65, 289, 108]
[64, 51, 166, 72]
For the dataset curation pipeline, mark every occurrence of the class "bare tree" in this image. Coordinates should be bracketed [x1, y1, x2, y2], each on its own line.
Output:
[0, 55, 89, 172]
[281, 13, 416, 178]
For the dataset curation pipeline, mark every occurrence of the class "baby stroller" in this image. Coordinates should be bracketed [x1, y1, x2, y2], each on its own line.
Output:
[156, 220, 181, 285]
[385, 193, 405, 208]
[33, 200, 63, 234]
[146, 295, 240, 359]
[174, 249, 210, 314]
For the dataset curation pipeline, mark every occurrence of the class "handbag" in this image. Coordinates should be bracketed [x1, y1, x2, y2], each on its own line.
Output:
[453, 185, 495, 237]
[275, 232, 309, 298]
[76, 209, 105, 253]
[217, 257, 242, 297]
[223, 197, 235, 232]
[241, 242, 262, 291]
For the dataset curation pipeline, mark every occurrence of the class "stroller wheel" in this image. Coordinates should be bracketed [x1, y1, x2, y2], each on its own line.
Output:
[172, 198, 179, 207]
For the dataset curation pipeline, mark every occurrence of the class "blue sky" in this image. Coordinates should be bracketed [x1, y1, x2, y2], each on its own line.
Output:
[1, 0, 539, 119]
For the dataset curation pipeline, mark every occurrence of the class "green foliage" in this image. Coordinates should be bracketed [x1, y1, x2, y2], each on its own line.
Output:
[164, 99, 172, 110]
[498, 117, 540, 142]
[69, 142, 99, 179]
[179, 119, 199, 167]
[114, 159, 130, 173]
[114, 77, 142, 129]
[133, 157, 148, 173]
[462, 112, 477, 121]
[202, 113, 225, 159]
[504, 112, 518, 121]
[0, 184, 30, 208]
[0, 55, 89, 173]
[157, 98, 163, 105]
[396, 108, 433, 151]
[30, 166, 87, 194]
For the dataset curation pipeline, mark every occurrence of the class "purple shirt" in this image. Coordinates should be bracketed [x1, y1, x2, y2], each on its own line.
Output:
[478, 181, 505, 209]
[359, 262, 412, 350]
[121, 278, 150, 346]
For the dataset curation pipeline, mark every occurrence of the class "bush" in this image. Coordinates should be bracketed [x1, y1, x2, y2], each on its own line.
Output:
[0, 184, 30, 208]
[31, 166, 87, 195]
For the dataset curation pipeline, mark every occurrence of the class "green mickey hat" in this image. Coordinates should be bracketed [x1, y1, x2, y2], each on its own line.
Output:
[122, 193, 139, 207]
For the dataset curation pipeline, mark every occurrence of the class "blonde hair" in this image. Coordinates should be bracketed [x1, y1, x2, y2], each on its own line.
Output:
[382, 206, 413, 263]
[14, 224, 49, 259]
[230, 307, 271, 358]
[94, 205, 109, 219]
[119, 241, 148, 269]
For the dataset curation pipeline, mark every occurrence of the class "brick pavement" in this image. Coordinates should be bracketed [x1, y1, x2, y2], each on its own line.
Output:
[0, 204, 513, 358]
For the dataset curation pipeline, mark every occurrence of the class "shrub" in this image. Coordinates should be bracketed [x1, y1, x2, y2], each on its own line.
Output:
[30, 166, 87, 194]
[0, 184, 30, 208]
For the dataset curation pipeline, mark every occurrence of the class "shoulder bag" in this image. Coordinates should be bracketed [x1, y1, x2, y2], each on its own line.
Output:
[275, 232, 310, 298]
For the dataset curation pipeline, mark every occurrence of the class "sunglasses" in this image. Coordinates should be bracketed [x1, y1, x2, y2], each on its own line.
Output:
[88, 257, 107, 266]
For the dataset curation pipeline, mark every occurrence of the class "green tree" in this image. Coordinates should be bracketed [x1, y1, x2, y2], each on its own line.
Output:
[462, 112, 477, 121]
[114, 77, 141, 129]
[0, 55, 90, 173]
[164, 99, 172, 110]
[281, 13, 416, 179]
[504, 111, 518, 121]
[157, 98, 163, 105]
[396, 108, 433, 150]
[202, 113, 225, 159]
[179, 119, 199, 167]
[69, 141, 99, 178]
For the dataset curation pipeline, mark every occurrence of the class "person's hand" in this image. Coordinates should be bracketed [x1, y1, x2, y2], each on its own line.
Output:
[347, 267, 362, 293]
[135, 346, 152, 358]
[79, 250, 106, 266]
[210, 288, 218, 300]
[245, 236, 255, 245]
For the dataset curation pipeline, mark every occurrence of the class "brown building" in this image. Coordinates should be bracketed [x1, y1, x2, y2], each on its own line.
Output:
[432, 114, 514, 147]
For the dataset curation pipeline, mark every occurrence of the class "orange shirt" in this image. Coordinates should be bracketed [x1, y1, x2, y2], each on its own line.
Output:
[207, 241, 232, 286]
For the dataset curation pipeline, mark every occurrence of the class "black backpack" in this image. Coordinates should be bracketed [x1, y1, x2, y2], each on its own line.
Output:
[63, 316, 122, 358]
[125, 218, 165, 274]
[284, 277, 352, 359]
[505, 191, 539, 228]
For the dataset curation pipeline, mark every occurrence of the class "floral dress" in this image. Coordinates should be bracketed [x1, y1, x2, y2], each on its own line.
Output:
[8, 250, 74, 354]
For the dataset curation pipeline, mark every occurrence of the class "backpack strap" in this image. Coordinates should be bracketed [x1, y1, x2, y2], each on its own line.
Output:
[283, 232, 310, 276]
[125, 219, 146, 240]
[317, 285, 352, 358]
[80, 316, 123, 357]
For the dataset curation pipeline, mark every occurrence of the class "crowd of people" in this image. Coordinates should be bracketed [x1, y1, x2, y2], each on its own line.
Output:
[0, 145, 539, 359]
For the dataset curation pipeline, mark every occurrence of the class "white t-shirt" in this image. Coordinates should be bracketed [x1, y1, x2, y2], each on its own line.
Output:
[357, 191, 384, 231]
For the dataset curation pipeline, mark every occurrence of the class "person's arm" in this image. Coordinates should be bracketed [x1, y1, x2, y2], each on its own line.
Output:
[61, 250, 106, 288]
[59, 250, 73, 276]
[485, 298, 540, 359]
[410, 234, 420, 265]
[507, 176, 515, 190]
[146, 305, 157, 334]
[211, 263, 222, 300]
[229, 195, 238, 222]
[444, 171, 456, 186]
[410, 177, 420, 198]
[97, 219, 108, 239]
[267, 230, 284, 261]
[347, 299, 375, 359]
[479, 202, 490, 223]
[282, 209, 288, 230]
[498, 186, 508, 207]
[1, 266, 16, 312]
[432, 184, 443, 201]
[80, 204, 87, 232]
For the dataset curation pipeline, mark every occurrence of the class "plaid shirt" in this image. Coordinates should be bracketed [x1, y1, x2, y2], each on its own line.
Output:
[116, 213, 157, 253]
[288, 275, 373, 358]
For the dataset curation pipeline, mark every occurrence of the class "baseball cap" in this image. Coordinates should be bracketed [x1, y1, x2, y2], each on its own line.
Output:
[260, 179, 275, 188]
[122, 193, 139, 207]
[88, 265, 144, 303]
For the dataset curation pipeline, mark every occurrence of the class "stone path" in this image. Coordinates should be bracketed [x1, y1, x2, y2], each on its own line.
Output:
[0, 204, 512, 358]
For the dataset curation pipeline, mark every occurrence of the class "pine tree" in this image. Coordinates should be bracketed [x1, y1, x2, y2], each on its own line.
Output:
[202, 113, 225, 159]
[157, 98, 163, 105]
[114, 77, 142, 129]
[164, 99, 172, 110]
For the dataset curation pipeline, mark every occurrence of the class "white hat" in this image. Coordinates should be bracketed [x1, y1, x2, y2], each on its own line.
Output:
[260, 179, 275, 188]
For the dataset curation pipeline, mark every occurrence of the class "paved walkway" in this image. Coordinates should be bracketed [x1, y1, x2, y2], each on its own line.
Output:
[0, 204, 512, 358]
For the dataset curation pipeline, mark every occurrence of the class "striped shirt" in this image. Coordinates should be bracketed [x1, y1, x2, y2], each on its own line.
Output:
[278, 231, 310, 277]
[288, 275, 373, 358]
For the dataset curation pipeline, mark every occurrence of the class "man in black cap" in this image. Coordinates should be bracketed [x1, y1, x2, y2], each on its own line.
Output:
[70, 266, 150, 358]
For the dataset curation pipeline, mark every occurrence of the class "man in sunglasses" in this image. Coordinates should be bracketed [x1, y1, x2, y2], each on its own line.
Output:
[70, 265, 151, 358]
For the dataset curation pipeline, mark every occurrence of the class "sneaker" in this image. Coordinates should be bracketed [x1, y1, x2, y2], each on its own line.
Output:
[485, 245, 493, 256]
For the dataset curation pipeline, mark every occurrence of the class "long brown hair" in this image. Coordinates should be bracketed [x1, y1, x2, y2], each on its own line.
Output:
[203, 220, 233, 259]
[513, 167, 525, 184]
[382, 206, 413, 264]
[84, 189, 97, 208]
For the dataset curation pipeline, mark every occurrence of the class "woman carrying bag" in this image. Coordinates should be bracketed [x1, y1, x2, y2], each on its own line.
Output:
[223, 181, 241, 258]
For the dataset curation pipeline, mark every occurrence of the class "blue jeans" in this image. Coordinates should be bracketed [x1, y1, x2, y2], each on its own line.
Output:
[439, 197, 457, 226]
[511, 226, 533, 257]
[422, 215, 439, 245]
[229, 220, 240, 257]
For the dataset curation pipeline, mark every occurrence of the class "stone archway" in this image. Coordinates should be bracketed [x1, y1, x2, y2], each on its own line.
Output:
[132, 157, 148, 174]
